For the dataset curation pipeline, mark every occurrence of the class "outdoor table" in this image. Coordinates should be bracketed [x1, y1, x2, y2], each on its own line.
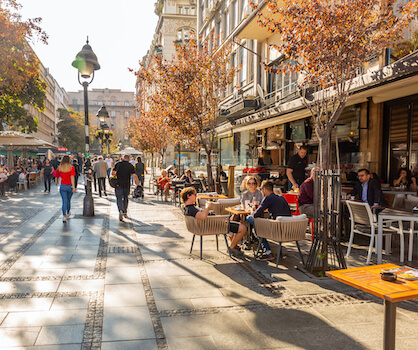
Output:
[197, 194, 228, 200]
[225, 205, 252, 248]
[327, 263, 418, 350]
[377, 208, 418, 263]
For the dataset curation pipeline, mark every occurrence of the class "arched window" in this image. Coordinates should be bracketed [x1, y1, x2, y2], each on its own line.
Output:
[176, 27, 195, 42]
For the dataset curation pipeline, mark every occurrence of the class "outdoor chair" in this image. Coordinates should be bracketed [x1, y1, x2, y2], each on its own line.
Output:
[281, 193, 300, 215]
[196, 192, 218, 207]
[184, 215, 231, 260]
[211, 198, 241, 215]
[253, 214, 308, 267]
[345, 200, 405, 264]
[28, 173, 37, 187]
[17, 174, 27, 191]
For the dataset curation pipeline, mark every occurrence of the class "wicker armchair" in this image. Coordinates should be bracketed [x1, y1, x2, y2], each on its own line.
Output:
[211, 198, 241, 215]
[254, 215, 308, 267]
[184, 215, 231, 260]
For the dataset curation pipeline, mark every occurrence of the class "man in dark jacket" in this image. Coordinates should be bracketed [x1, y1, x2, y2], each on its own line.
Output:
[247, 180, 292, 260]
[348, 168, 385, 208]
[114, 154, 139, 221]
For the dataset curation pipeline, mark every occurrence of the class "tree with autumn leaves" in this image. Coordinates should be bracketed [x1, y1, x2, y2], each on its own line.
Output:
[133, 37, 236, 188]
[0, 0, 48, 132]
[254, 0, 417, 169]
[252, 0, 418, 272]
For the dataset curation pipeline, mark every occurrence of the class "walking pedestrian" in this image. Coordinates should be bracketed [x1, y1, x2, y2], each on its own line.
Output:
[72, 159, 80, 189]
[93, 156, 108, 197]
[55, 155, 76, 222]
[114, 154, 139, 221]
[105, 154, 113, 178]
[41, 158, 54, 192]
[134, 156, 147, 187]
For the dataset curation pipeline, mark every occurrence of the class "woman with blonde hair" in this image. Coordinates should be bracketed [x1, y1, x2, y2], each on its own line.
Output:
[55, 155, 76, 222]
[240, 175, 263, 207]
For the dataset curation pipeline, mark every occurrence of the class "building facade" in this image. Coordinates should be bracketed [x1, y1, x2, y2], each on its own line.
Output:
[139, 0, 197, 168]
[68, 89, 136, 146]
[197, 0, 418, 184]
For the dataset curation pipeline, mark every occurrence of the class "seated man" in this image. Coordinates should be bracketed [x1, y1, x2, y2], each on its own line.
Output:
[181, 187, 247, 257]
[298, 168, 317, 217]
[247, 180, 292, 261]
[347, 168, 385, 208]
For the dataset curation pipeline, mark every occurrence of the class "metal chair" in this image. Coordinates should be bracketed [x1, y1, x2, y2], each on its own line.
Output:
[345, 201, 405, 264]
[184, 215, 231, 260]
[253, 215, 308, 267]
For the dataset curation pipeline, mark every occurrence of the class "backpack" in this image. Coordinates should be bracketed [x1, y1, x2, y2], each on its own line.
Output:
[109, 175, 119, 188]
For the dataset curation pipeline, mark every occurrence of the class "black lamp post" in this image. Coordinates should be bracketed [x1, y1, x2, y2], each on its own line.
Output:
[72, 38, 100, 217]
[96, 105, 111, 154]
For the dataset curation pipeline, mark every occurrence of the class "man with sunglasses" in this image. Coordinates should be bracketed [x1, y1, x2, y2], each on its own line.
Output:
[247, 180, 292, 261]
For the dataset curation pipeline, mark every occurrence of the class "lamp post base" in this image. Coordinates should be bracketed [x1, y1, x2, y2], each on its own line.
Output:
[83, 193, 95, 217]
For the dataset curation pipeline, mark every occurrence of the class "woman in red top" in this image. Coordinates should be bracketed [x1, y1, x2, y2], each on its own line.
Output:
[55, 155, 76, 222]
[157, 170, 171, 202]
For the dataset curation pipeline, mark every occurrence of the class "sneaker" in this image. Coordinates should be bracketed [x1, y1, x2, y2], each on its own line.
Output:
[119, 211, 124, 221]
[63, 215, 66, 223]
[258, 253, 275, 261]
[229, 247, 244, 257]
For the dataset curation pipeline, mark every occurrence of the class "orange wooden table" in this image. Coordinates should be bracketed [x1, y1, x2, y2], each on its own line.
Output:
[327, 264, 418, 350]
[196, 194, 228, 200]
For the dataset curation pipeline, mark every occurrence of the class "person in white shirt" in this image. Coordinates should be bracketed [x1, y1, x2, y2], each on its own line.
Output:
[105, 154, 113, 178]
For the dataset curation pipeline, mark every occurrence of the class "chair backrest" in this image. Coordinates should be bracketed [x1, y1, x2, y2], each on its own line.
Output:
[29, 173, 37, 181]
[281, 193, 300, 215]
[345, 200, 374, 226]
[254, 216, 308, 242]
[211, 198, 241, 215]
[184, 215, 229, 235]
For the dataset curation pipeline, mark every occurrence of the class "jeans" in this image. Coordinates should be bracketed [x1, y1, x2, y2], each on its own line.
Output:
[246, 215, 271, 253]
[106, 168, 111, 178]
[98, 177, 106, 196]
[115, 187, 130, 213]
[60, 184, 73, 216]
[44, 175, 52, 191]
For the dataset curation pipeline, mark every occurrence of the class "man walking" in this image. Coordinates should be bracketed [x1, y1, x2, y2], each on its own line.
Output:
[114, 154, 139, 221]
[105, 154, 113, 178]
[93, 156, 108, 197]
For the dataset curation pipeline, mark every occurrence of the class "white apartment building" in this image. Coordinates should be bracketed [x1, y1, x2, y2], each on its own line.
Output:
[198, 0, 418, 183]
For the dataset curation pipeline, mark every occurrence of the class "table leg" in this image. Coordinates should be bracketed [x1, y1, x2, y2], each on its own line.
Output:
[409, 220, 414, 262]
[378, 216, 384, 264]
[384, 300, 397, 350]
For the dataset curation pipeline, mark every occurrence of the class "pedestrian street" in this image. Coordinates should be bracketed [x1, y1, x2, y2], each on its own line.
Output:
[0, 178, 418, 350]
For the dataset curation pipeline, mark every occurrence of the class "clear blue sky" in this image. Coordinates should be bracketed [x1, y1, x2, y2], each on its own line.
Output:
[18, 0, 158, 92]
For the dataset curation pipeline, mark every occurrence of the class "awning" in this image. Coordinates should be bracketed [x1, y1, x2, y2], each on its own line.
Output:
[115, 147, 143, 155]
[0, 131, 56, 148]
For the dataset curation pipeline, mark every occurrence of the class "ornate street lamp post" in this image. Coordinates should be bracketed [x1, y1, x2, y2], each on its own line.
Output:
[72, 38, 100, 217]
[96, 105, 111, 154]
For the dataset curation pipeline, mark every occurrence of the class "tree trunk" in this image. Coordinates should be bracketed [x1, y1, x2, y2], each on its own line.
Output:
[206, 151, 214, 191]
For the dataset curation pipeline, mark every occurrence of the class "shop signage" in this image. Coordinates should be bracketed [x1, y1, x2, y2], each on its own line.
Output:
[57, 147, 67, 151]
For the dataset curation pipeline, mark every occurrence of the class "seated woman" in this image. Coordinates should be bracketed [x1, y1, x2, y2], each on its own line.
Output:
[181, 187, 247, 257]
[181, 169, 194, 185]
[158, 170, 171, 202]
[393, 168, 417, 191]
[240, 175, 263, 207]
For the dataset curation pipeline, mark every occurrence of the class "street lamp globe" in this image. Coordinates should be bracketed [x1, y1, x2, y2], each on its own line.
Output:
[72, 38, 100, 79]
[96, 105, 109, 124]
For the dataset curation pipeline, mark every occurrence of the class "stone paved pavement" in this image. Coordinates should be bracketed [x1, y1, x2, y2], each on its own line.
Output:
[0, 177, 417, 349]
